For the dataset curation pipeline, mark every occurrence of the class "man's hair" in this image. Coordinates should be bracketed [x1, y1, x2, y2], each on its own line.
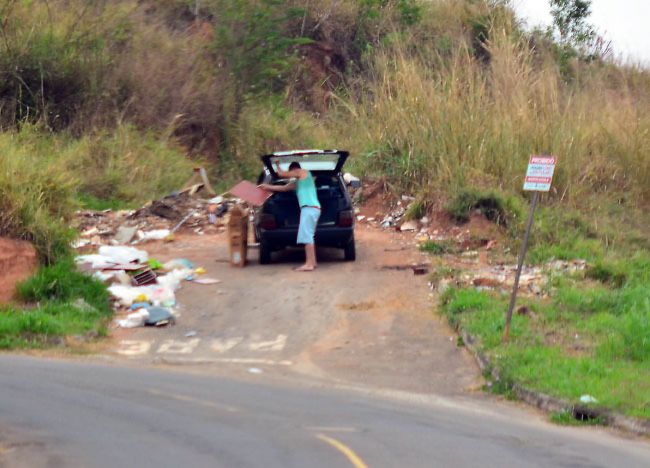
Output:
[288, 161, 301, 170]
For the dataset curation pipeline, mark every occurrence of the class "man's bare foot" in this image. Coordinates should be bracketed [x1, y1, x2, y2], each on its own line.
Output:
[294, 264, 315, 272]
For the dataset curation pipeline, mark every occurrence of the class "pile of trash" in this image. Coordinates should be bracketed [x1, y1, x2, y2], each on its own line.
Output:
[434, 259, 588, 296]
[76, 246, 219, 328]
[353, 193, 430, 232]
[74, 192, 231, 249]
[377, 196, 411, 229]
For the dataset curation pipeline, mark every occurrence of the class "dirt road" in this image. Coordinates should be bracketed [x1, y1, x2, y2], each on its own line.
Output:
[110, 224, 481, 395]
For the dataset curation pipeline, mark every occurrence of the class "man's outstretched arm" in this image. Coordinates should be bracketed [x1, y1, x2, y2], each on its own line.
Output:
[259, 182, 296, 192]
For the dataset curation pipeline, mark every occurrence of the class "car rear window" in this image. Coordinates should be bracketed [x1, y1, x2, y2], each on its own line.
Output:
[271, 155, 340, 172]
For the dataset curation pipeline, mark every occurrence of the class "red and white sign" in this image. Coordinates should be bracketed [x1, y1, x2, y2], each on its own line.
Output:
[523, 155, 556, 192]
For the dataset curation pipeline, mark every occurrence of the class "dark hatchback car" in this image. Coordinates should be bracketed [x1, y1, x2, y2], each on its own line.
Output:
[254, 149, 356, 264]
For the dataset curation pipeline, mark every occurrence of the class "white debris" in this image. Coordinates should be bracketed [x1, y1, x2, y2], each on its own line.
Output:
[136, 229, 171, 242]
[157, 268, 193, 291]
[72, 239, 91, 249]
[163, 258, 195, 270]
[76, 254, 115, 269]
[400, 220, 418, 231]
[117, 309, 150, 328]
[579, 395, 598, 404]
[81, 227, 99, 238]
[92, 270, 131, 285]
[343, 173, 361, 188]
[108, 285, 155, 307]
[98, 245, 148, 264]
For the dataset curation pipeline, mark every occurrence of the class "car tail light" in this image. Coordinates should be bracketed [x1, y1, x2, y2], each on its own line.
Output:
[337, 209, 354, 227]
[260, 213, 278, 230]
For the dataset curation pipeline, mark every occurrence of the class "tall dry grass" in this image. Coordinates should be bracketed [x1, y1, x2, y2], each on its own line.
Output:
[327, 16, 650, 206]
[0, 125, 194, 262]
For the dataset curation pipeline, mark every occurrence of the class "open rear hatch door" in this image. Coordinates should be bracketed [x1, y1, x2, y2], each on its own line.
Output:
[261, 150, 349, 178]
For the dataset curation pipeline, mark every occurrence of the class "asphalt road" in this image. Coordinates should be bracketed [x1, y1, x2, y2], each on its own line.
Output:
[1, 356, 649, 468]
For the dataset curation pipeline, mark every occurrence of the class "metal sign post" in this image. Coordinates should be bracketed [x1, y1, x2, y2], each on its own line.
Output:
[503, 155, 556, 343]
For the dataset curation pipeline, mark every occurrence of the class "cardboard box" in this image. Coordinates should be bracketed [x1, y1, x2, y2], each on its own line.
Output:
[228, 205, 249, 267]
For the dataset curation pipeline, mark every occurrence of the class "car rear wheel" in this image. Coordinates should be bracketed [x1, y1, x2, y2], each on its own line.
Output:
[259, 242, 272, 264]
[344, 237, 356, 261]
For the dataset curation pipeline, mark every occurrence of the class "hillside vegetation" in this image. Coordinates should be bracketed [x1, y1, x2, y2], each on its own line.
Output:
[1, 0, 648, 261]
[1, 0, 648, 417]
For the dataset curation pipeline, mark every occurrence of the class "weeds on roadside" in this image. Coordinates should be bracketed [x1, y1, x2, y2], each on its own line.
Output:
[550, 410, 605, 426]
[440, 249, 650, 420]
[420, 240, 456, 255]
[0, 125, 193, 261]
[445, 189, 520, 227]
[17, 259, 110, 312]
[0, 260, 112, 349]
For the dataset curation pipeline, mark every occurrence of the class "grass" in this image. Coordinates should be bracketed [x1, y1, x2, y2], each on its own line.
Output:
[550, 410, 605, 426]
[445, 189, 521, 227]
[0, 125, 193, 262]
[404, 199, 426, 220]
[440, 251, 650, 420]
[338, 33, 650, 203]
[0, 259, 111, 349]
[77, 193, 133, 212]
[419, 240, 456, 255]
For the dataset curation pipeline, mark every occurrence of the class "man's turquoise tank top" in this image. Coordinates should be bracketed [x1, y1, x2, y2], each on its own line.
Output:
[296, 171, 320, 208]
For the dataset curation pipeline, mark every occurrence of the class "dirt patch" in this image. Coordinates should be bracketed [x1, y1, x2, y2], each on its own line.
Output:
[0, 238, 38, 304]
[338, 301, 377, 311]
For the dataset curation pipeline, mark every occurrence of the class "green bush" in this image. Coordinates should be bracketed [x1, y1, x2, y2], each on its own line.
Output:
[0, 128, 77, 263]
[586, 262, 628, 288]
[0, 125, 193, 262]
[0, 1, 121, 129]
[442, 288, 493, 316]
[17, 259, 110, 314]
[1, 259, 112, 349]
[0, 302, 109, 349]
[445, 189, 520, 226]
[598, 310, 650, 362]
[419, 240, 454, 255]
[404, 199, 426, 220]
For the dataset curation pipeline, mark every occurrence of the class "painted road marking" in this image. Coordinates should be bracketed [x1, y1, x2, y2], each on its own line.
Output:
[157, 339, 200, 354]
[158, 357, 293, 366]
[210, 337, 244, 353]
[249, 334, 287, 352]
[146, 389, 239, 413]
[116, 340, 152, 356]
[117, 333, 289, 358]
[316, 434, 368, 468]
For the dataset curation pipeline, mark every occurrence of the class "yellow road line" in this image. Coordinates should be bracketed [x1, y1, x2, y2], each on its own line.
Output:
[146, 389, 239, 413]
[316, 433, 368, 468]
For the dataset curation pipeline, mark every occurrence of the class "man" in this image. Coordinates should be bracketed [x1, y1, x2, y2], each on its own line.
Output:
[259, 161, 320, 271]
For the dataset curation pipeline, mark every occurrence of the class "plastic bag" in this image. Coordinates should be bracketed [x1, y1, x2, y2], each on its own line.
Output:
[157, 268, 193, 291]
[163, 258, 195, 271]
[117, 309, 150, 328]
[98, 245, 148, 265]
[137, 229, 171, 241]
